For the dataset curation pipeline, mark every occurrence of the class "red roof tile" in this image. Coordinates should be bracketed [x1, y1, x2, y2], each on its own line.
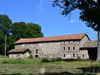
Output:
[15, 33, 89, 44]
[8, 48, 30, 53]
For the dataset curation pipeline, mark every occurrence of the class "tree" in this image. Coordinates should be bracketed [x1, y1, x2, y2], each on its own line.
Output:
[53, 0, 100, 61]
[11, 22, 26, 40]
[26, 23, 43, 38]
[11, 22, 43, 40]
[0, 15, 12, 35]
[0, 15, 44, 55]
[0, 15, 12, 55]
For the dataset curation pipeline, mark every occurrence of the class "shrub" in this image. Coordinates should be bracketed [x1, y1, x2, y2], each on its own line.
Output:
[41, 58, 50, 62]
[29, 53, 33, 59]
[77, 56, 81, 60]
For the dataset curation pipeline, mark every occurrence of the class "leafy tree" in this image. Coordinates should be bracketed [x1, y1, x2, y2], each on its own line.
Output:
[53, 0, 100, 61]
[25, 23, 43, 38]
[0, 15, 12, 55]
[11, 22, 26, 40]
[0, 15, 12, 35]
[0, 32, 5, 55]
[0, 15, 43, 55]
[11, 22, 43, 40]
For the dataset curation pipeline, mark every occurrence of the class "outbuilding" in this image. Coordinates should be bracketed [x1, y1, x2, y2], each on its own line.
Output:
[8, 48, 31, 59]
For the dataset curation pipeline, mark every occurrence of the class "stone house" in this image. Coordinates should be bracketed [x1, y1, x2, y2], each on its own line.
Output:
[8, 33, 96, 59]
[8, 49, 31, 59]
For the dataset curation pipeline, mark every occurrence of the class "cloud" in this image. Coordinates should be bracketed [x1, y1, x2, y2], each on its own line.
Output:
[38, 0, 44, 14]
[70, 20, 75, 23]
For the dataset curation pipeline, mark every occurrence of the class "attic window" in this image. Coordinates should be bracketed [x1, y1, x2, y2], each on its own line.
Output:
[68, 41, 70, 43]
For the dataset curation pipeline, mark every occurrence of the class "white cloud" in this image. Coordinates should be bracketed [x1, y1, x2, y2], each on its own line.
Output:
[70, 20, 74, 23]
[38, 0, 44, 14]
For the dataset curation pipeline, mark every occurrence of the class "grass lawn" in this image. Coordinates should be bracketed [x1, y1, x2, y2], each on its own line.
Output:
[0, 58, 100, 75]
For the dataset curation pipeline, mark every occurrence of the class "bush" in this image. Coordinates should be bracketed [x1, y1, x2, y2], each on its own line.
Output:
[41, 58, 62, 62]
[77, 56, 81, 60]
[41, 58, 50, 62]
[29, 53, 33, 59]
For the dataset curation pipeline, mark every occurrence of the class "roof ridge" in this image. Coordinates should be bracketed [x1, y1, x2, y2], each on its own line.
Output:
[15, 33, 88, 44]
[21, 33, 87, 39]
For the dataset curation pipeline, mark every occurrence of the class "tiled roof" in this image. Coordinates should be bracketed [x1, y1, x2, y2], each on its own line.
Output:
[81, 41, 97, 48]
[8, 48, 30, 53]
[15, 33, 89, 44]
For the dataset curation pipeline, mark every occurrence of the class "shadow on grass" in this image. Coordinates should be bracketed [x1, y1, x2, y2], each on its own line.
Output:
[1, 73, 35, 75]
[41, 58, 92, 63]
[1, 66, 100, 75]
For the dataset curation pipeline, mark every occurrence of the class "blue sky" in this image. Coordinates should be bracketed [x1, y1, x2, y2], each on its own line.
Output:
[0, 0, 97, 40]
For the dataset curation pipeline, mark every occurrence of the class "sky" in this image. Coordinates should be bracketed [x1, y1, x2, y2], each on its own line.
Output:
[0, 0, 97, 40]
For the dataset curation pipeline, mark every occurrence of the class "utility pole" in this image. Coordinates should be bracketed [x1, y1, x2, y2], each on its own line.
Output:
[5, 34, 7, 56]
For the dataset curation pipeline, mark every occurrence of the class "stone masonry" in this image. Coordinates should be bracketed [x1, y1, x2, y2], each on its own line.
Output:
[8, 33, 90, 59]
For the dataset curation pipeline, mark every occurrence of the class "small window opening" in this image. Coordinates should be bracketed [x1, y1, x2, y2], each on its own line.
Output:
[63, 54, 65, 57]
[63, 47, 65, 50]
[73, 54, 75, 57]
[83, 54, 84, 57]
[73, 47, 75, 50]
[36, 49, 38, 54]
[68, 47, 70, 50]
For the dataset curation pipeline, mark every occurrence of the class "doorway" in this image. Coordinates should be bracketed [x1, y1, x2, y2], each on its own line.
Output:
[35, 55, 38, 58]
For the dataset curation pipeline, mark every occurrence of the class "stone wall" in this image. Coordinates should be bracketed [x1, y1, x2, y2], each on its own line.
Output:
[9, 51, 30, 59]
[79, 35, 90, 59]
[14, 35, 90, 59]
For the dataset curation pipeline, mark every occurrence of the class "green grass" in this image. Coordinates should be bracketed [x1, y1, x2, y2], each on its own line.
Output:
[0, 58, 100, 75]
[0, 55, 8, 58]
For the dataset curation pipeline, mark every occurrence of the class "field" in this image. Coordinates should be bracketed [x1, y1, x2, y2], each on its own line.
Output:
[0, 57, 100, 75]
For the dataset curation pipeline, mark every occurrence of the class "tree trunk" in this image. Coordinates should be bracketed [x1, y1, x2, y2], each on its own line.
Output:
[97, 31, 100, 61]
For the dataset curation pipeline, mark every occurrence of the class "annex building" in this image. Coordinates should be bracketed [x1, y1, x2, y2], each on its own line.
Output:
[8, 33, 97, 59]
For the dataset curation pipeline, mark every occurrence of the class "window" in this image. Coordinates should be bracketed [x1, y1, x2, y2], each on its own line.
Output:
[63, 47, 65, 50]
[73, 54, 75, 57]
[73, 47, 75, 50]
[68, 47, 70, 50]
[36, 49, 38, 54]
[83, 54, 84, 57]
[45, 55, 46, 57]
[68, 41, 70, 43]
[53, 54, 55, 57]
[63, 54, 65, 57]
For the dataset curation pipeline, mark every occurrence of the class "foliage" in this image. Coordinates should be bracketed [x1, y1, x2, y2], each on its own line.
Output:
[11, 22, 43, 40]
[0, 55, 8, 58]
[0, 15, 12, 35]
[41, 58, 62, 62]
[0, 15, 44, 55]
[53, 0, 100, 31]
[41, 58, 50, 62]
[29, 53, 33, 59]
